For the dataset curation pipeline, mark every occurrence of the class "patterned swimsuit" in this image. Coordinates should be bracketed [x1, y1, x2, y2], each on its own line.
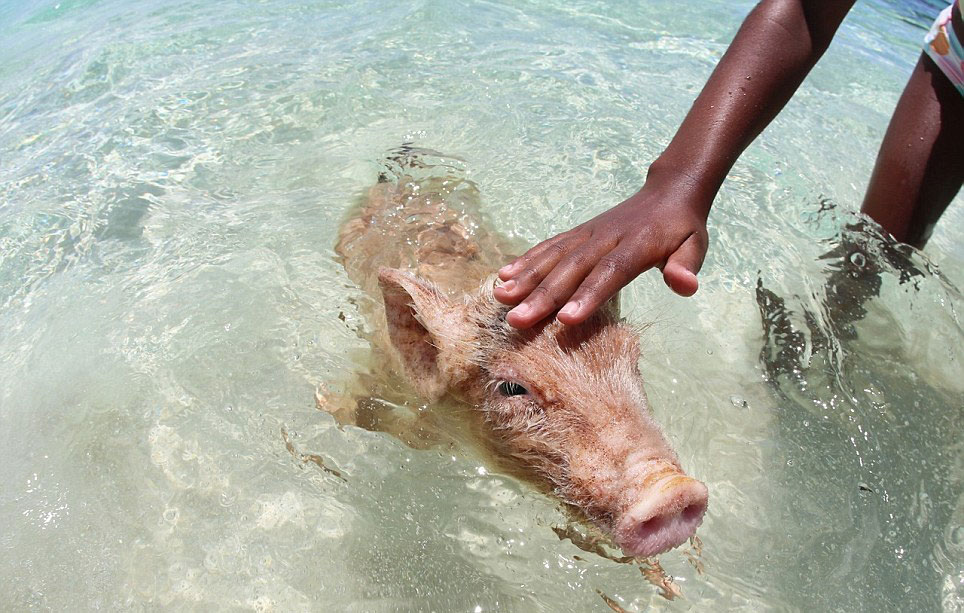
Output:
[924, 0, 964, 95]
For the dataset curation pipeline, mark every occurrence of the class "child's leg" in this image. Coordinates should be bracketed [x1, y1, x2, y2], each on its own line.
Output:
[861, 54, 964, 248]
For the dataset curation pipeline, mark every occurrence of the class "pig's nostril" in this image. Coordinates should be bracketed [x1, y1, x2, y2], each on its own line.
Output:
[682, 502, 705, 523]
[622, 507, 702, 557]
[638, 516, 665, 538]
[616, 480, 709, 557]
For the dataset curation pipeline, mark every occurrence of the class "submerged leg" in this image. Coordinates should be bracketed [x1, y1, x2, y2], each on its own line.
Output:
[861, 53, 964, 248]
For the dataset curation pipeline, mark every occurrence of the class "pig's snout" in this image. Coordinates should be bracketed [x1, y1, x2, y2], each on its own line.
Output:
[613, 460, 708, 558]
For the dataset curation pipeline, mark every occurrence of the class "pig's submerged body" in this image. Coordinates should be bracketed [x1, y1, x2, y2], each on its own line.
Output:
[333, 147, 708, 558]
[336, 147, 511, 299]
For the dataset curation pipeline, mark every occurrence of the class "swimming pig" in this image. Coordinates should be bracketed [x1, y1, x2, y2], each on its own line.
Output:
[333, 147, 707, 558]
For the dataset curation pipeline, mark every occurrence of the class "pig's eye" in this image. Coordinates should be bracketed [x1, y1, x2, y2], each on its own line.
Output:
[496, 381, 528, 397]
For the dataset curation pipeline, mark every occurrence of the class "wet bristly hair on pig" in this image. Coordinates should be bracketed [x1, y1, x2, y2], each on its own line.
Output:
[376, 266, 705, 552]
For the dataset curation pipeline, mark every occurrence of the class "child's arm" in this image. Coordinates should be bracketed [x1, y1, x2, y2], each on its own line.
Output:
[495, 0, 856, 329]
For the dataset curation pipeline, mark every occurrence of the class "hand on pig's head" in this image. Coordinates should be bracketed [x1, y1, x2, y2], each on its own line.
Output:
[377, 267, 708, 557]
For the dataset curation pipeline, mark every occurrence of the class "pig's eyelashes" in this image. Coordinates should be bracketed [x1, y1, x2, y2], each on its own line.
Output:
[496, 381, 528, 397]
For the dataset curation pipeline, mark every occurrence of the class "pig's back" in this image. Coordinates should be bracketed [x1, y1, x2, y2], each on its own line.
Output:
[336, 149, 514, 298]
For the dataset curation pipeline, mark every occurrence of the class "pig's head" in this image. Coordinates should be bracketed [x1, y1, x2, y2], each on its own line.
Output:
[378, 267, 708, 557]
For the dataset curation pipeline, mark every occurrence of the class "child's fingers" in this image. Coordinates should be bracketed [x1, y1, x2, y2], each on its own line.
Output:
[660, 232, 707, 297]
[498, 232, 572, 281]
[504, 240, 617, 328]
[555, 245, 655, 326]
[505, 286, 558, 329]
[494, 233, 589, 305]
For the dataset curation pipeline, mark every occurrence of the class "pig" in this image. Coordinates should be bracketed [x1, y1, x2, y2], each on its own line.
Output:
[333, 146, 707, 558]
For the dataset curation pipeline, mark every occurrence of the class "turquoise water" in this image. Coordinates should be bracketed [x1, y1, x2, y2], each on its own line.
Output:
[1, 0, 961, 610]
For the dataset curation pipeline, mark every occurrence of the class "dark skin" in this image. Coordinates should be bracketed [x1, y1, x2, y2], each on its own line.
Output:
[862, 51, 964, 246]
[495, 0, 964, 329]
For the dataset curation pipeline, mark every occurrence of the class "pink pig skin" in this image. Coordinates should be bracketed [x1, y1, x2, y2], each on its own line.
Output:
[334, 148, 707, 557]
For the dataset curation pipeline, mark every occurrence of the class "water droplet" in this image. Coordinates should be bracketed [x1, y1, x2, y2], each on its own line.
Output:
[951, 525, 963, 545]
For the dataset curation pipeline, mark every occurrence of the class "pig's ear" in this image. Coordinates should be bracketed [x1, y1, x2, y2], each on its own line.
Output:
[377, 267, 454, 402]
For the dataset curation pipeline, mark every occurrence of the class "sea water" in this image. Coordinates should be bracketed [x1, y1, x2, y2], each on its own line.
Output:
[0, 0, 961, 610]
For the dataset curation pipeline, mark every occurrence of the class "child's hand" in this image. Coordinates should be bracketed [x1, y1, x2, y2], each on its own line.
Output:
[494, 181, 710, 329]
[492, 0, 857, 331]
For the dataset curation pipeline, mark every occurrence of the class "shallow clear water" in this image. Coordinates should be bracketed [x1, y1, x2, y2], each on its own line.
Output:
[1, 0, 961, 611]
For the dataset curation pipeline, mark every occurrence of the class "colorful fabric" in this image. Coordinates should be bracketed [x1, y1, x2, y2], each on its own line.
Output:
[924, 1, 964, 95]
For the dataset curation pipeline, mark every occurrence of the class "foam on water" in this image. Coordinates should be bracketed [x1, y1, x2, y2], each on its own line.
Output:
[1, 0, 961, 610]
